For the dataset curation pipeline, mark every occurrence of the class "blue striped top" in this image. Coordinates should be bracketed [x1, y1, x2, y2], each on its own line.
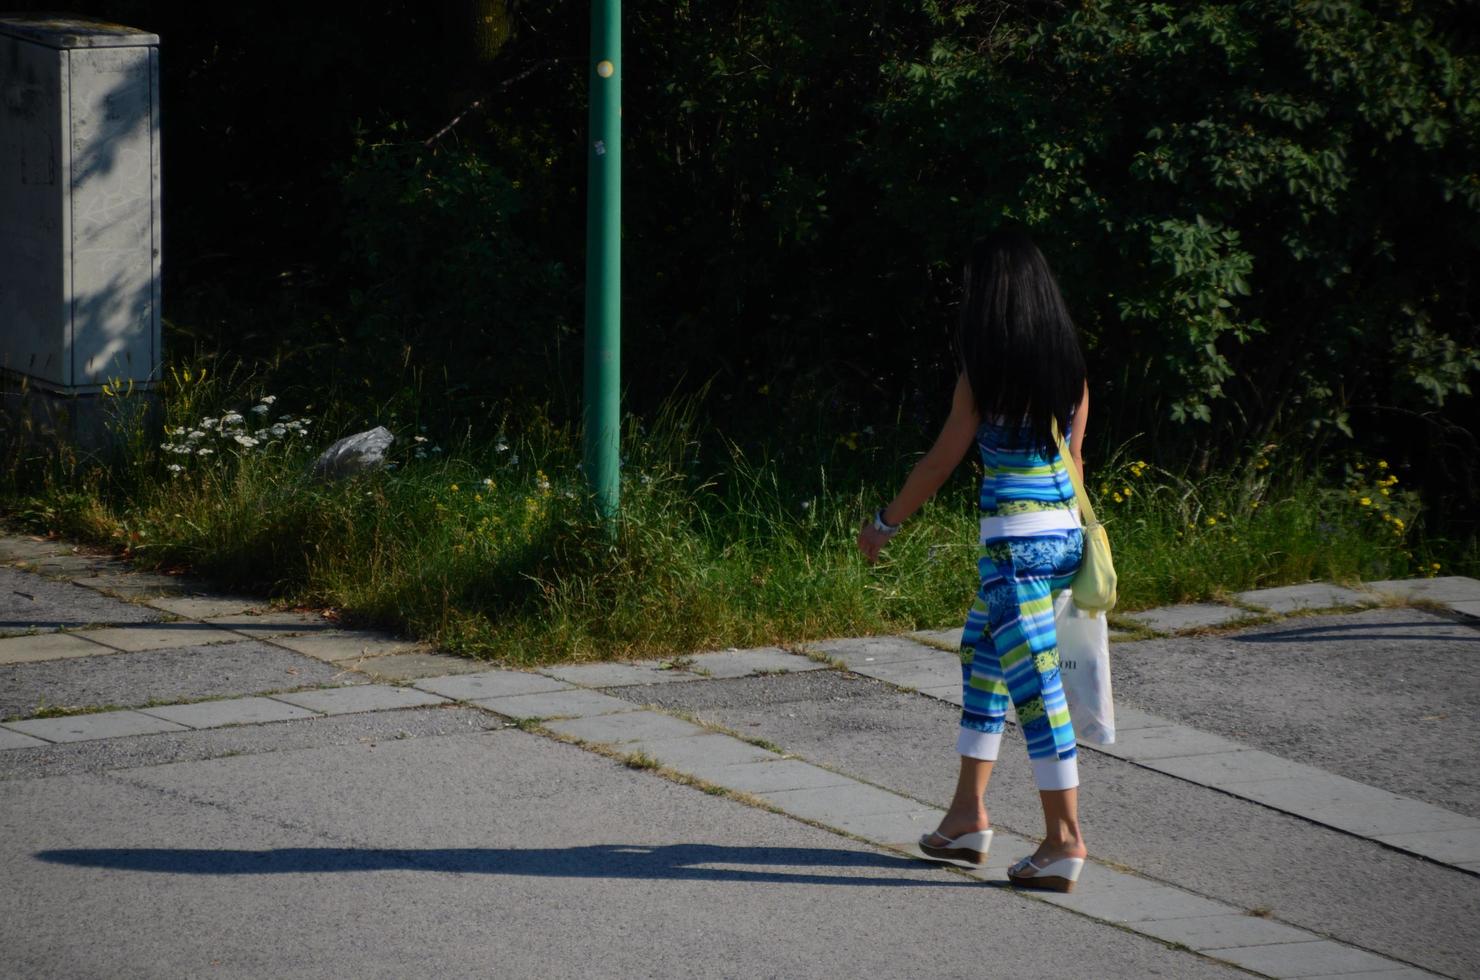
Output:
[976, 417, 1077, 516]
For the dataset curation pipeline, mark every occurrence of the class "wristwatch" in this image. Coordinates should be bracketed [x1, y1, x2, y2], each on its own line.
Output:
[872, 509, 902, 536]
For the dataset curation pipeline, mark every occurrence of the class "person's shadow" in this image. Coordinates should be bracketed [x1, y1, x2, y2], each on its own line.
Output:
[36, 843, 984, 888]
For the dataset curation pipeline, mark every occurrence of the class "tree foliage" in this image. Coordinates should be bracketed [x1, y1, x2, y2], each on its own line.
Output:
[18, 0, 1477, 516]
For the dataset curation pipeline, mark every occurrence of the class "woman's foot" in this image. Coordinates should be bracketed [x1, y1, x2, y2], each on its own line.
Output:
[1028, 837, 1087, 865]
[922, 807, 991, 849]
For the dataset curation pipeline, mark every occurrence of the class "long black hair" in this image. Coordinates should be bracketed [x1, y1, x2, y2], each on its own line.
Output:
[956, 229, 1087, 458]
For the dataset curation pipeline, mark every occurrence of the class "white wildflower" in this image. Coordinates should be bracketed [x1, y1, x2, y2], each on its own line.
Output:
[166, 463, 184, 473]
[196, 447, 214, 456]
[232, 434, 259, 448]
[250, 404, 269, 415]
[259, 394, 277, 405]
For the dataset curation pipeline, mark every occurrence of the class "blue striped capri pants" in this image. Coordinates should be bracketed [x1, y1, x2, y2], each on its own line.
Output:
[956, 527, 1085, 790]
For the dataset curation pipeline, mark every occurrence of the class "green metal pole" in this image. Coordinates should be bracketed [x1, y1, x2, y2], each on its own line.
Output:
[583, 0, 621, 521]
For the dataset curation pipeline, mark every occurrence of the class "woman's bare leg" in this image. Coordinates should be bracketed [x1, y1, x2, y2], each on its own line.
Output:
[925, 756, 994, 844]
[1034, 787, 1087, 861]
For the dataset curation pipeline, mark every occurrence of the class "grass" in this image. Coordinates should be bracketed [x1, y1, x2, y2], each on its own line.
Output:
[0, 357, 1455, 668]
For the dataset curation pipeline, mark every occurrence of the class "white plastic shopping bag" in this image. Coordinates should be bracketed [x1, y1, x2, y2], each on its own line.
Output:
[1054, 590, 1116, 744]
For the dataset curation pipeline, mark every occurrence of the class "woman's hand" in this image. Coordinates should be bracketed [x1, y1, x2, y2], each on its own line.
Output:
[857, 520, 894, 564]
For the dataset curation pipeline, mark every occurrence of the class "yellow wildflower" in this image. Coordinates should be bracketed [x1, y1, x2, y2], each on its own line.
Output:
[1359, 497, 1371, 506]
[450, 483, 460, 492]
[1378, 460, 1388, 469]
[1122, 486, 1133, 497]
[1112, 492, 1124, 504]
[1431, 562, 1442, 571]
[1394, 518, 1405, 530]
[1205, 516, 1217, 526]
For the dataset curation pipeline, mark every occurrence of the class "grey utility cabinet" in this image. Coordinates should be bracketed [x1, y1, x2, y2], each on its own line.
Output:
[0, 13, 161, 453]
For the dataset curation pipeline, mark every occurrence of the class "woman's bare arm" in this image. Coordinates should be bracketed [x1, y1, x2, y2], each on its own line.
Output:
[857, 374, 979, 563]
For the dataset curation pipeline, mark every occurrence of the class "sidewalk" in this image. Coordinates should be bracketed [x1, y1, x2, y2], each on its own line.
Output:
[2, 528, 1477, 979]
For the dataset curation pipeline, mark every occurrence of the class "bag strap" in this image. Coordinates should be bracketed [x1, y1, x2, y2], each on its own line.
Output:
[1051, 418, 1099, 528]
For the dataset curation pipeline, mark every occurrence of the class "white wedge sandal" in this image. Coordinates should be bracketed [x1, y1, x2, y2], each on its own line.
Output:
[917, 828, 994, 866]
[1007, 854, 1085, 892]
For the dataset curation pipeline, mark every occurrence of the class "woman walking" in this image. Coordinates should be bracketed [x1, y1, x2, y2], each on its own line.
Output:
[856, 229, 1090, 892]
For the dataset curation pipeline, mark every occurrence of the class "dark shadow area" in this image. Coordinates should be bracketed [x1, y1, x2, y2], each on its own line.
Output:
[36, 843, 975, 888]
[1232, 621, 1480, 644]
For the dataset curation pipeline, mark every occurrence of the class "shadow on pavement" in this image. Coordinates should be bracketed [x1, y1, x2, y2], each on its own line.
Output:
[35, 843, 976, 887]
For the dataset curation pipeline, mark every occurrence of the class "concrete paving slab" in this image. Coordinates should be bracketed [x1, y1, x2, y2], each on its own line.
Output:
[144, 594, 266, 619]
[1229, 776, 1478, 837]
[0, 706, 502, 781]
[1373, 827, 1480, 866]
[267, 629, 429, 663]
[1122, 603, 1253, 633]
[832, 809, 946, 843]
[22, 554, 119, 577]
[413, 670, 571, 700]
[1301, 970, 1438, 980]
[0, 726, 50, 749]
[1041, 872, 1233, 922]
[1237, 583, 1375, 613]
[78, 623, 247, 652]
[908, 627, 963, 649]
[1147, 750, 1320, 787]
[538, 660, 702, 687]
[0, 566, 168, 636]
[270, 685, 450, 716]
[1368, 576, 1480, 604]
[5, 710, 189, 742]
[472, 688, 638, 719]
[916, 684, 962, 705]
[808, 635, 942, 668]
[201, 609, 336, 638]
[1095, 725, 1246, 762]
[543, 710, 707, 744]
[1210, 940, 1406, 978]
[1134, 912, 1319, 951]
[72, 571, 198, 597]
[849, 658, 959, 690]
[0, 533, 75, 561]
[628, 732, 782, 771]
[682, 647, 827, 678]
[355, 651, 490, 681]
[0, 638, 355, 721]
[1112, 706, 1178, 732]
[141, 697, 321, 729]
[759, 781, 925, 823]
[1451, 599, 1480, 619]
[681, 758, 857, 794]
[0, 631, 116, 665]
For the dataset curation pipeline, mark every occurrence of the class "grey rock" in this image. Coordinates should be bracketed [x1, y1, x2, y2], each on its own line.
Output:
[308, 426, 394, 481]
